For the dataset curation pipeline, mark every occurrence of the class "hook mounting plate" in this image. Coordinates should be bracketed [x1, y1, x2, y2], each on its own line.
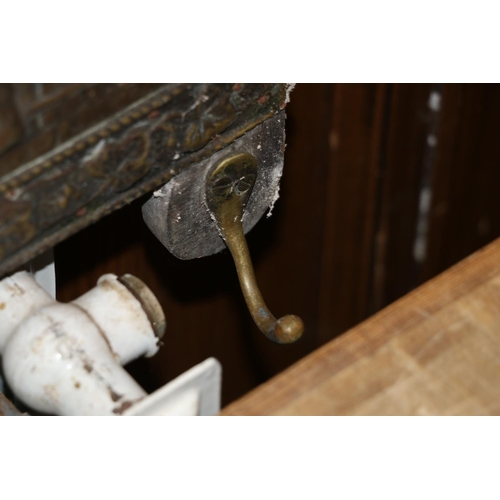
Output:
[142, 113, 286, 260]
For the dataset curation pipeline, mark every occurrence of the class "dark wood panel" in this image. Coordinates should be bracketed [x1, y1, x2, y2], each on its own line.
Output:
[424, 84, 500, 281]
[370, 83, 437, 310]
[317, 83, 387, 342]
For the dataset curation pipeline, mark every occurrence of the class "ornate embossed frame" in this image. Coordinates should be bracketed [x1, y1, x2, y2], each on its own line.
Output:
[0, 84, 289, 277]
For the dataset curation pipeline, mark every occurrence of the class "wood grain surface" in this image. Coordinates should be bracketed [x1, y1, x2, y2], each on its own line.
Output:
[222, 237, 500, 415]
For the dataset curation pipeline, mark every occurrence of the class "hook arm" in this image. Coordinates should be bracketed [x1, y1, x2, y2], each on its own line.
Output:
[206, 153, 304, 344]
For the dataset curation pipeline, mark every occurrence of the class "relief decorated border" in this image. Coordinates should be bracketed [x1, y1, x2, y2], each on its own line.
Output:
[0, 83, 288, 277]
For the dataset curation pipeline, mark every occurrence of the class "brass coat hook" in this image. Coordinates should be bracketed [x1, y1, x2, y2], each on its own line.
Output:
[206, 153, 304, 344]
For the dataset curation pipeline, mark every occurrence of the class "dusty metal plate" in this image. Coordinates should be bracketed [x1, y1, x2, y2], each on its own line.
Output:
[142, 112, 286, 260]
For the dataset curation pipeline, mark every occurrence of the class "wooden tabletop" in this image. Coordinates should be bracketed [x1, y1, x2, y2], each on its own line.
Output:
[222, 238, 500, 415]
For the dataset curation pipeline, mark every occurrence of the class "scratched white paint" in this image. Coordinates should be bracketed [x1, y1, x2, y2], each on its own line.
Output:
[0, 272, 221, 416]
[0, 272, 154, 415]
[73, 274, 160, 365]
[3, 302, 147, 415]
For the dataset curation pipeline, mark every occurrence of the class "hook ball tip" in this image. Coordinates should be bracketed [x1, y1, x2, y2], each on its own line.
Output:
[274, 315, 304, 344]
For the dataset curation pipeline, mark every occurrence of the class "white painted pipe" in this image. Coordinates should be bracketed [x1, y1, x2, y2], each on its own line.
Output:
[0, 271, 164, 416]
[73, 274, 160, 365]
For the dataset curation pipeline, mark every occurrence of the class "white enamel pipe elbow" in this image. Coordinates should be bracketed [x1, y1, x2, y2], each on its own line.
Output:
[0, 271, 165, 416]
[3, 303, 147, 415]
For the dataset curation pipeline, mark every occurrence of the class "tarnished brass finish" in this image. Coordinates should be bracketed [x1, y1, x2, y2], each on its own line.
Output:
[118, 273, 166, 340]
[206, 153, 304, 344]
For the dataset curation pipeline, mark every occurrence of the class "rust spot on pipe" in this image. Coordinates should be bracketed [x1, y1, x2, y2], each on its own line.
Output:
[108, 385, 123, 402]
[112, 400, 134, 415]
